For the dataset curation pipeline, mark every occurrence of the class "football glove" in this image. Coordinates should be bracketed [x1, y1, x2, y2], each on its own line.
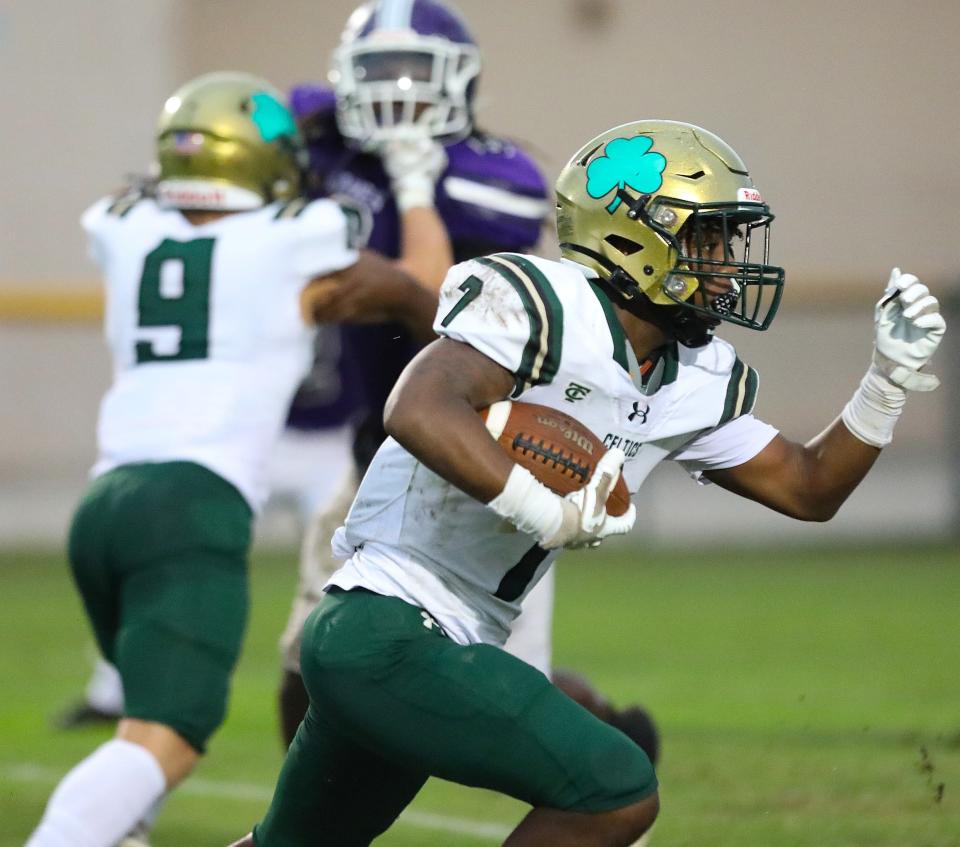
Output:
[376, 126, 448, 213]
[873, 267, 945, 392]
[541, 448, 637, 550]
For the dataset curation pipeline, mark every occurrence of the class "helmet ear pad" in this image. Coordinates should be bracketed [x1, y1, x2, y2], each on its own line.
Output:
[598, 267, 714, 349]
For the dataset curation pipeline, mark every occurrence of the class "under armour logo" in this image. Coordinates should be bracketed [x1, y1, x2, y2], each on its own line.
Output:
[628, 401, 650, 424]
[421, 611, 444, 634]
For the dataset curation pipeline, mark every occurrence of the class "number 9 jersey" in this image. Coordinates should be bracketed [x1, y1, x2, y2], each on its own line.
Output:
[81, 193, 359, 511]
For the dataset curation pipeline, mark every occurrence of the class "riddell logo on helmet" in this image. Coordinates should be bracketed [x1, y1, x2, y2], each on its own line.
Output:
[161, 188, 227, 205]
[157, 181, 264, 210]
[738, 187, 763, 202]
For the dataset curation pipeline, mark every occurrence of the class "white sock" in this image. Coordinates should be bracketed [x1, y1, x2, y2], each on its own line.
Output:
[85, 658, 125, 714]
[125, 795, 166, 843]
[27, 739, 166, 847]
[141, 795, 166, 829]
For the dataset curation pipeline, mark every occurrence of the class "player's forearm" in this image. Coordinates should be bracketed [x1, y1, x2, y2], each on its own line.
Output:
[793, 416, 881, 520]
[384, 340, 517, 503]
[388, 392, 515, 503]
[706, 419, 881, 522]
[395, 207, 454, 294]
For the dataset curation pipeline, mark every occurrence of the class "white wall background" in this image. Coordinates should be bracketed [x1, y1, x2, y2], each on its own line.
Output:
[4, 0, 959, 284]
[1, 0, 957, 546]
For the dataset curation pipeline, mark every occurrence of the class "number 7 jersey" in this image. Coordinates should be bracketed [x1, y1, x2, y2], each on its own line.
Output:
[82, 194, 359, 511]
[330, 253, 780, 646]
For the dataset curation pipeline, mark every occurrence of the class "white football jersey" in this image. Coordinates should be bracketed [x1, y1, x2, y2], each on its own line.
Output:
[83, 194, 359, 510]
[329, 254, 778, 645]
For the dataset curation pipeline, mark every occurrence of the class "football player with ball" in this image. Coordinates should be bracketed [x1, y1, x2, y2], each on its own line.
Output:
[231, 115, 945, 846]
[275, 0, 661, 771]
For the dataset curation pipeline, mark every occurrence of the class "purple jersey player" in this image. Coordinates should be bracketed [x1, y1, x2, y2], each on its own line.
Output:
[275, 1, 660, 805]
[286, 84, 548, 468]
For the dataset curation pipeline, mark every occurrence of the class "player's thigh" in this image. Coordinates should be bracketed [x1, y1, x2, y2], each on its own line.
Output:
[303, 589, 657, 812]
[68, 475, 122, 660]
[254, 701, 427, 847]
[118, 550, 249, 751]
[106, 462, 252, 751]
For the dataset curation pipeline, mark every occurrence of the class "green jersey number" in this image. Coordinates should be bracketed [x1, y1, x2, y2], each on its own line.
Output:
[494, 543, 550, 602]
[136, 238, 215, 364]
[440, 275, 484, 327]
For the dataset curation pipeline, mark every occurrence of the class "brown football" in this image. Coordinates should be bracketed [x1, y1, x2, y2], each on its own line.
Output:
[479, 400, 631, 517]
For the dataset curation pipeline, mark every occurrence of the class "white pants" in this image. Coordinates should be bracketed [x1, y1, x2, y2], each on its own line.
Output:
[264, 425, 355, 526]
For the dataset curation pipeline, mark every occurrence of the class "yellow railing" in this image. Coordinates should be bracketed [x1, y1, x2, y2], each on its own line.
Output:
[0, 275, 930, 324]
[0, 286, 103, 322]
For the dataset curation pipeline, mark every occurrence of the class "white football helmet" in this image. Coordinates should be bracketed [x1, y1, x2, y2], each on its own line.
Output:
[329, 0, 481, 148]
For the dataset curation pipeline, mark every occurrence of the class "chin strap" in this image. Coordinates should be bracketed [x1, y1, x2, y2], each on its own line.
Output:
[606, 267, 640, 301]
[601, 268, 710, 347]
[669, 308, 713, 348]
[560, 244, 712, 347]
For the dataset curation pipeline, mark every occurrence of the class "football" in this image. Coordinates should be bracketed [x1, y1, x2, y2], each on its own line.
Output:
[480, 400, 631, 517]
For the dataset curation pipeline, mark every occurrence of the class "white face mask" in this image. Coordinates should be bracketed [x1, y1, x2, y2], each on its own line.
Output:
[330, 31, 480, 149]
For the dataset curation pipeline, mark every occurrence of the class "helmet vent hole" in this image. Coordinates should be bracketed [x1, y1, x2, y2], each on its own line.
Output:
[579, 144, 603, 167]
[678, 170, 705, 180]
[604, 234, 643, 256]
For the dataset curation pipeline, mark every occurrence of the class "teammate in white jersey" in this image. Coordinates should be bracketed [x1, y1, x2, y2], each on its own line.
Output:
[232, 120, 945, 847]
[27, 71, 451, 847]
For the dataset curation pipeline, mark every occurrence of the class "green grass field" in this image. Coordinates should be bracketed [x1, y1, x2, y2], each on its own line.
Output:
[2, 543, 958, 846]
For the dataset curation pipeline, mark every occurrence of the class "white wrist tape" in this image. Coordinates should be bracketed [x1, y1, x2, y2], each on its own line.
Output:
[841, 364, 907, 447]
[392, 175, 436, 213]
[486, 465, 564, 543]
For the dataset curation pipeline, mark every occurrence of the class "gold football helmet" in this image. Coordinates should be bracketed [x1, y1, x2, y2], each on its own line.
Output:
[155, 71, 303, 211]
[556, 120, 784, 344]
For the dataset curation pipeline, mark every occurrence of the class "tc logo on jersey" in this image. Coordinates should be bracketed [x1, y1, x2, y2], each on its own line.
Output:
[628, 401, 650, 424]
[565, 382, 592, 403]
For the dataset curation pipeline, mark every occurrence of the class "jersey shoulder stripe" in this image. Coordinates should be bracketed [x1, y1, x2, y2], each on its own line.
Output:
[475, 254, 563, 395]
[719, 357, 759, 424]
[106, 191, 144, 218]
[496, 254, 564, 387]
[274, 197, 310, 220]
[586, 281, 628, 370]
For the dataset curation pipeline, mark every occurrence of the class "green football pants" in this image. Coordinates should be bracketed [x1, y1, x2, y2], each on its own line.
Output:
[68, 460, 252, 751]
[254, 587, 656, 846]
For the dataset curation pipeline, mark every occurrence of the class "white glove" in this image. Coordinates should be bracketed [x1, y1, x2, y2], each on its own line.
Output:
[872, 267, 945, 392]
[842, 267, 946, 447]
[377, 126, 447, 213]
[541, 448, 637, 550]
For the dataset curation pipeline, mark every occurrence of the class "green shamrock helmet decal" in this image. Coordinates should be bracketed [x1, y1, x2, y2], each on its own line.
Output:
[586, 136, 667, 214]
[250, 91, 298, 142]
